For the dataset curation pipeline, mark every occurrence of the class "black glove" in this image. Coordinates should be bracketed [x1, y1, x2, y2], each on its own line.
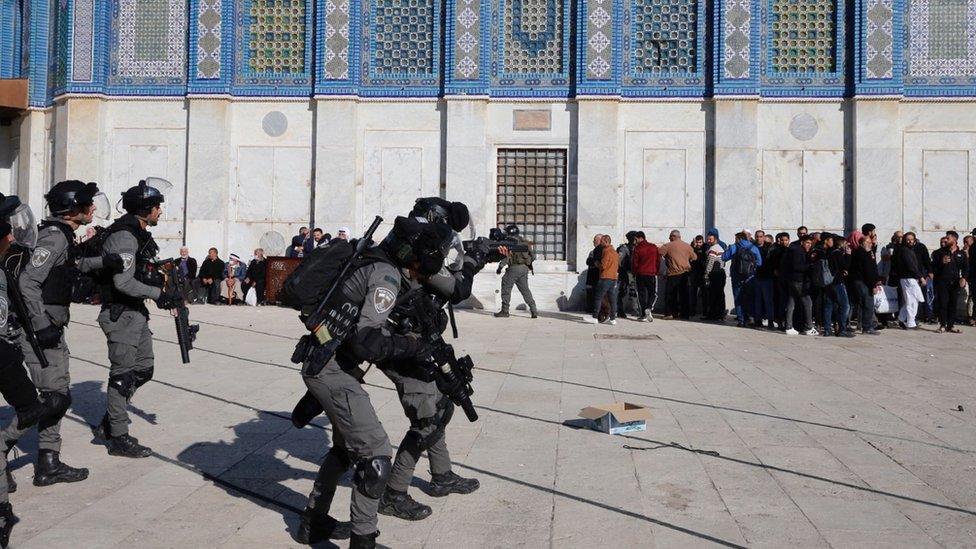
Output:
[155, 289, 183, 310]
[35, 325, 62, 349]
[411, 337, 433, 362]
[103, 253, 125, 273]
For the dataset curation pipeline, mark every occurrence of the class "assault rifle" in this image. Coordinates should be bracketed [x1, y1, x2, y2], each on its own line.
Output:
[387, 290, 478, 422]
[154, 259, 199, 364]
[2, 247, 50, 368]
[462, 227, 530, 264]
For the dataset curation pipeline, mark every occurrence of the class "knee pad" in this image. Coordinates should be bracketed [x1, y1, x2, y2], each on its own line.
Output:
[108, 373, 137, 399]
[133, 368, 154, 389]
[355, 456, 392, 499]
[39, 391, 71, 419]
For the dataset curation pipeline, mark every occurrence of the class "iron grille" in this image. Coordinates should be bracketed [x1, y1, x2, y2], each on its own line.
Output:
[496, 149, 568, 261]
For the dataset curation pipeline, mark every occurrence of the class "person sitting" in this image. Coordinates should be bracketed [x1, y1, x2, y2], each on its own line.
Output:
[243, 248, 267, 305]
[195, 247, 225, 304]
[219, 254, 246, 305]
[288, 227, 309, 258]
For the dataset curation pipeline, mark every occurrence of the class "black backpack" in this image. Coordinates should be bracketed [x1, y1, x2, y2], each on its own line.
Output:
[734, 245, 757, 278]
[281, 240, 357, 310]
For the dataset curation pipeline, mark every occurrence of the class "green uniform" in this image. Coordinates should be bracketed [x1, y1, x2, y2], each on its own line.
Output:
[499, 241, 537, 314]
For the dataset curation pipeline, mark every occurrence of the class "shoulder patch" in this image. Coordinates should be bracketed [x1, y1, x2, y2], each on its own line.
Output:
[120, 253, 135, 272]
[383, 274, 400, 287]
[31, 247, 51, 268]
[373, 287, 396, 314]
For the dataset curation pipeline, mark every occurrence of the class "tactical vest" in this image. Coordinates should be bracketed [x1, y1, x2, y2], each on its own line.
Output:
[38, 220, 81, 306]
[98, 214, 160, 311]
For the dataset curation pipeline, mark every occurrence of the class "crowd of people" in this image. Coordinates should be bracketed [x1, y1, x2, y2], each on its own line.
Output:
[584, 224, 976, 336]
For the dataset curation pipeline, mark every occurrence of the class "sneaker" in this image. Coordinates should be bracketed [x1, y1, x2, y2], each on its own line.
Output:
[107, 434, 152, 458]
[785, 328, 799, 336]
[493, 311, 510, 318]
[839, 331, 856, 338]
[822, 330, 834, 337]
[863, 329, 881, 335]
[949, 327, 962, 334]
[608, 319, 617, 326]
[803, 328, 820, 336]
[33, 450, 89, 486]
[378, 489, 432, 521]
[644, 309, 653, 321]
[937, 326, 946, 333]
[582, 316, 598, 324]
[426, 471, 480, 497]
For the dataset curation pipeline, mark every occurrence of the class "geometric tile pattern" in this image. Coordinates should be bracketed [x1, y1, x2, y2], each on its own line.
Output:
[586, 0, 612, 79]
[53, 0, 69, 89]
[117, 0, 186, 79]
[633, 0, 698, 73]
[373, 0, 435, 75]
[247, 0, 305, 74]
[908, 0, 976, 77]
[72, 0, 94, 82]
[723, 0, 751, 78]
[770, 0, 837, 73]
[504, 0, 564, 74]
[196, 0, 221, 79]
[325, 0, 350, 79]
[865, 0, 893, 78]
[454, 0, 481, 79]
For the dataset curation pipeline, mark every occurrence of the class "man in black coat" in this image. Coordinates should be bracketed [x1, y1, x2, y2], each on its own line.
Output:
[780, 235, 815, 335]
[243, 248, 267, 305]
[195, 247, 225, 304]
[931, 231, 968, 333]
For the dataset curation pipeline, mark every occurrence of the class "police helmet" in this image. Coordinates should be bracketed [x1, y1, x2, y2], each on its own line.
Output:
[504, 224, 519, 237]
[383, 216, 455, 276]
[46, 180, 110, 218]
[121, 179, 167, 215]
[0, 192, 38, 247]
[410, 197, 470, 232]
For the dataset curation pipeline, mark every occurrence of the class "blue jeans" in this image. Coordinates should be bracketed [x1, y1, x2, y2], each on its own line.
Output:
[731, 276, 754, 323]
[593, 279, 619, 319]
[753, 277, 774, 324]
[823, 283, 851, 333]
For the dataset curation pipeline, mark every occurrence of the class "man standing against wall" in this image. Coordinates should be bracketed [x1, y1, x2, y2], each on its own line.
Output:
[631, 232, 659, 322]
[659, 230, 697, 320]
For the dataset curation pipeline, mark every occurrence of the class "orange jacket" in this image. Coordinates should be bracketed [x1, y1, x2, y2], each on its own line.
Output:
[600, 244, 619, 280]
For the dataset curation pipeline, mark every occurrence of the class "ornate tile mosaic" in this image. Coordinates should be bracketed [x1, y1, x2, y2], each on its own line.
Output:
[196, 0, 221, 79]
[52, 0, 68, 89]
[503, 0, 564, 74]
[908, 0, 976, 78]
[633, 0, 698, 73]
[373, 0, 435, 76]
[769, 0, 836, 73]
[454, 0, 481, 79]
[324, 0, 350, 79]
[116, 0, 186, 79]
[72, 0, 94, 81]
[586, 0, 612, 79]
[247, 0, 305, 74]
[723, 0, 751, 78]
[865, 0, 893, 79]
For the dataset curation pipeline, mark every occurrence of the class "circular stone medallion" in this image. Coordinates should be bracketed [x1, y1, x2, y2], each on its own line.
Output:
[262, 111, 288, 137]
[789, 113, 819, 141]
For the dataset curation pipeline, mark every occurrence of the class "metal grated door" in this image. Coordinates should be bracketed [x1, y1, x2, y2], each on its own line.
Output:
[496, 149, 568, 261]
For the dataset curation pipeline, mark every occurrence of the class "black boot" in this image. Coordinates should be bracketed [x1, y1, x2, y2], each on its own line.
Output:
[426, 471, 480, 497]
[295, 510, 350, 544]
[33, 450, 89, 486]
[378, 488, 432, 521]
[530, 310, 538, 319]
[5, 469, 14, 495]
[89, 414, 112, 443]
[107, 434, 152, 458]
[0, 502, 18, 549]
[349, 530, 379, 549]
[493, 310, 509, 318]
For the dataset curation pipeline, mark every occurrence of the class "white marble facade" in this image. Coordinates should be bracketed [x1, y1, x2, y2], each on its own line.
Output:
[2, 97, 976, 311]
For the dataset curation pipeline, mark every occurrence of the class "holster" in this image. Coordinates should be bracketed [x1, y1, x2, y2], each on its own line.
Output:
[291, 390, 325, 428]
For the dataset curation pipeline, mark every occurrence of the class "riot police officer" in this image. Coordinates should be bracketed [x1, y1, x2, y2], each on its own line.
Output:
[494, 224, 538, 318]
[89, 180, 182, 458]
[0, 193, 59, 547]
[295, 216, 453, 548]
[378, 198, 481, 521]
[0, 181, 122, 487]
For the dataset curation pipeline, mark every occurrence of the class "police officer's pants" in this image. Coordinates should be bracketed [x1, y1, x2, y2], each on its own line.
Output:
[304, 360, 392, 536]
[382, 369, 452, 493]
[98, 309, 154, 437]
[1, 332, 70, 452]
[500, 264, 537, 313]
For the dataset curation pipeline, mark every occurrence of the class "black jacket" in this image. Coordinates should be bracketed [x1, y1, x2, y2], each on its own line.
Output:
[779, 246, 811, 283]
[893, 244, 923, 280]
[198, 257, 225, 280]
[755, 244, 775, 278]
[931, 247, 968, 282]
[827, 248, 850, 283]
[246, 259, 267, 282]
[849, 248, 880, 287]
[178, 256, 197, 280]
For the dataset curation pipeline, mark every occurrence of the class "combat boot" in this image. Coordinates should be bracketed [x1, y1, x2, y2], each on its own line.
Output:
[107, 434, 152, 458]
[493, 310, 509, 318]
[89, 414, 112, 442]
[349, 530, 379, 549]
[426, 471, 480, 497]
[33, 450, 89, 486]
[378, 488, 432, 521]
[295, 510, 350, 544]
[0, 502, 18, 549]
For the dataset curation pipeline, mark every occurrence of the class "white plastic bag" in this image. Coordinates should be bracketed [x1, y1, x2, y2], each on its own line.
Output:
[244, 287, 258, 306]
[874, 285, 898, 314]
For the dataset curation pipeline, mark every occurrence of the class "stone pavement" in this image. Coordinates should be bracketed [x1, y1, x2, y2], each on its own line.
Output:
[3, 304, 976, 548]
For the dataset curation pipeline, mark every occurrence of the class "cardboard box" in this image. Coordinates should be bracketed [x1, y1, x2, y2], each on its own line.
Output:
[578, 402, 651, 435]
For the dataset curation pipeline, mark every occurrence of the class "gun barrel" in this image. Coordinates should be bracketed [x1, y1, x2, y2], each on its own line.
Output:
[175, 317, 191, 364]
